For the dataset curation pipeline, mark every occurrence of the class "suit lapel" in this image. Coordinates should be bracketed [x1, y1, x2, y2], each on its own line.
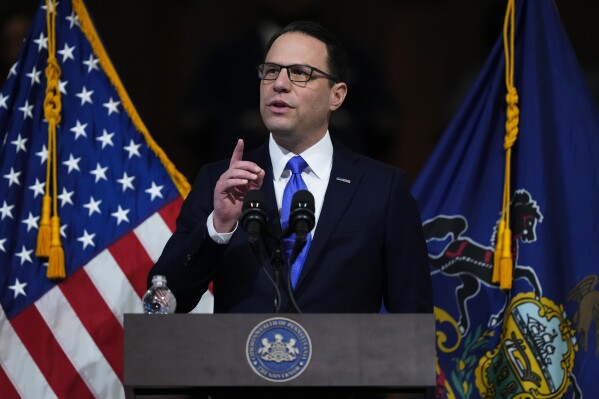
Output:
[295, 141, 362, 290]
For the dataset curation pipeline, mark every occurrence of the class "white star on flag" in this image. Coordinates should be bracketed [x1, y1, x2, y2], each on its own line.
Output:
[65, 10, 79, 28]
[0, 93, 9, 109]
[82, 54, 100, 72]
[36, 145, 48, 164]
[0, 237, 6, 252]
[90, 162, 108, 182]
[96, 129, 114, 149]
[145, 182, 164, 201]
[123, 139, 141, 159]
[62, 153, 82, 173]
[111, 205, 130, 225]
[15, 245, 34, 265]
[70, 120, 88, 139]
[60, 223, 68, 238]
[83, 196, 102, 216]
[8, 61, 18, 77]
[8, 279, 27, 298]
[102, 97, 121, 115]
[33, 32, 48, 52]
[21, 212, 40, 232]
[58, 79, 68, 94]
[58, 187, 75, 207]
[41, 1, 59, 13]
[28, 178, 46, 198]
[3, 167, 21, 187]
[11, 133, 28, 153]
[75, 86, 94, 105]
[57, 43, 76, 63]
[18, 100, 34, 119]
[77, 229, 96, 249]
[0, 201, 15, 220]
[117, 171, 135, 191]
[26, 66, 42, 86]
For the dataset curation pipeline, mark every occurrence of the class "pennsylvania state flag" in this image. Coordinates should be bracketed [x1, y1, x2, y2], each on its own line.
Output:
[412, 0, 599, 398]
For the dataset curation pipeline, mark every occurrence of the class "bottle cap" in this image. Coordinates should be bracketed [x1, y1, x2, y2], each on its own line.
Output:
[152, 275, 167, 284]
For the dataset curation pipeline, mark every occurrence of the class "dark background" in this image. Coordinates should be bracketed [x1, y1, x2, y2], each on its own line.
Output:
[2, 0, 598, 183]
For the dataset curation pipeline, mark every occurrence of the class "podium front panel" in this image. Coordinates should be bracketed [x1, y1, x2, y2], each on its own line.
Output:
[124, 313, 435, 393]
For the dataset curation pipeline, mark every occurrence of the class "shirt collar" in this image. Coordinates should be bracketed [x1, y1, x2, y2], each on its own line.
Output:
[269, 132, 333, 180]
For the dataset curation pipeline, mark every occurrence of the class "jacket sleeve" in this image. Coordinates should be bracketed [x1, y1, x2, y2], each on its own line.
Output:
[383, 170, 433, 313]
[148, 163, 228, 313]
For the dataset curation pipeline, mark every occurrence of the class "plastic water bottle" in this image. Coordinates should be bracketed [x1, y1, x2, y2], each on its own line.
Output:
[142, 275, 177, 314]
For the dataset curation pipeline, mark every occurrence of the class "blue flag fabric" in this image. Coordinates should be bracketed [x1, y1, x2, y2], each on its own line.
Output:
[412, 1, 599, 398]
[0, 0, 187, 397]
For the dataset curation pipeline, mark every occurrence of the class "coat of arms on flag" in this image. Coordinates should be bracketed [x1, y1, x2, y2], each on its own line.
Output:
[413, 0, 599, 398]
[0, 0, 191, 397]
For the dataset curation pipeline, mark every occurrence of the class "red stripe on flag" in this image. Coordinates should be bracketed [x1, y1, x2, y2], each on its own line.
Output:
[11, 306, 94, 398]
[109, 232, 154, 298]
[159, 196, 183, 232]
[59, 269, 124, 380]
[0, 365, 21, 399]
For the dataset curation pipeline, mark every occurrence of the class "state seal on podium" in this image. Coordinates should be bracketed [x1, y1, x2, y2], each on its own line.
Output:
[246, 317, 312, 382]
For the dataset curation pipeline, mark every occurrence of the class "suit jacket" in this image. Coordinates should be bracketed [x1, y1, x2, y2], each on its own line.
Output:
[149, 138, 432, 314]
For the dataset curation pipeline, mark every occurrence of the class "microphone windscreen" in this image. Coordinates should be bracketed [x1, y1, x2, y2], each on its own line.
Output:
[290, 190, 315, 233]
[291, 190, 314, 211]
[242, 190, 267, 233]
[243, 189, 266, 211]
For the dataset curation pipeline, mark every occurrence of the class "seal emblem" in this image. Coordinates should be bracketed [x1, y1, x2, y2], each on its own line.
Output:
[246, 317, 312, 382]
[475, 293, 577, 399]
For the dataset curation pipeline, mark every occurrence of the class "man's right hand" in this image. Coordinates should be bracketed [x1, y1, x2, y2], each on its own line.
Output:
[213, 139, 265, 233]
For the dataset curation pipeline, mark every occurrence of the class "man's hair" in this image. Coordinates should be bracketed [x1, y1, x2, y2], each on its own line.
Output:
[264, 21, 348, 84]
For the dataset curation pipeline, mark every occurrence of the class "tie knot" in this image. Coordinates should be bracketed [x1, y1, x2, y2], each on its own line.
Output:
[286, 155, 308, 175]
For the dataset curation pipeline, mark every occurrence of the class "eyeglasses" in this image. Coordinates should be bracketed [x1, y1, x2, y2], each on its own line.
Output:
[257, 63, 339, 83]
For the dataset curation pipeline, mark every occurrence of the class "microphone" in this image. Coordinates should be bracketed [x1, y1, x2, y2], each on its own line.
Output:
[289, 190, 315, 262]
[241, 190, 267, 244]
[242, 190, 282, 312]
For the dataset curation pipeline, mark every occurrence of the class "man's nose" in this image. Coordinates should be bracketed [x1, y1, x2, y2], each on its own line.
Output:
[272, 68, 292, 92]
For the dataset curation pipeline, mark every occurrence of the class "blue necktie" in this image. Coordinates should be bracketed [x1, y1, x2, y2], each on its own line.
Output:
[281, 156, 311, 289]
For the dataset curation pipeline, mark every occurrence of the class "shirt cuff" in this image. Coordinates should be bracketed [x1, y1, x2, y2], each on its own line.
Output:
[207, 212, 237, 244]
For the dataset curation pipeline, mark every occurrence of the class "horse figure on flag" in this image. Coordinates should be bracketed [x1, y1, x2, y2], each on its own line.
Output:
[424, 189, 543, 334]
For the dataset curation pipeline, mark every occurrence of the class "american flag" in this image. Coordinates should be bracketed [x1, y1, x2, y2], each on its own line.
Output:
[0, 0, 204, 397]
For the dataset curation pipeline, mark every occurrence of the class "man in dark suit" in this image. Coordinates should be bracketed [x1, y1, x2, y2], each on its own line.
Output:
[149, 21, 432, 314]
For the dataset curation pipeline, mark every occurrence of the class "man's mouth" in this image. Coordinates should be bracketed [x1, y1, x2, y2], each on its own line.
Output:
[268, 99, 293, 110]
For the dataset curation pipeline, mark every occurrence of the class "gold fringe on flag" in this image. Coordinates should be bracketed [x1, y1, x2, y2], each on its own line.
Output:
[72, 0, 190, 197]
[493, 0, 519, 290]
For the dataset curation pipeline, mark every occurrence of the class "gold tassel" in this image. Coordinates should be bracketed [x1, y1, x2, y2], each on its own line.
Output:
[36, 195, 52, 257]
[492, 220, 505, 284]
[492, 0, 519, 291]
[46, 216, 65, 279]
[499, 227, 513, 290]
[40, 0, 66, 280]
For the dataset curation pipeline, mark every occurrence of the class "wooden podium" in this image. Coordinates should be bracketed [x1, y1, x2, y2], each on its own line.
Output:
[123, 313, 436, 398]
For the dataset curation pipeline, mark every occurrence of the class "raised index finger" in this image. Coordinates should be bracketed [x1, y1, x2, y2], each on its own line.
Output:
[229, 139, 244, 166]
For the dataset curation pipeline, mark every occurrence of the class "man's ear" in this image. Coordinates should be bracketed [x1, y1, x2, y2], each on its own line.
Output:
[329, 82, 348, 111]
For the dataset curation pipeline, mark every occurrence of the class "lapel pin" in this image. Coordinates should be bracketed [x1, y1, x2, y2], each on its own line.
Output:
[336, 177, 351, 184]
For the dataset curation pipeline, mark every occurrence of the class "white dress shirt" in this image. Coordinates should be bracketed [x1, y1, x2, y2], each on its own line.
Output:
[269, 132, 332, 237]
[207, 132, 333, 243]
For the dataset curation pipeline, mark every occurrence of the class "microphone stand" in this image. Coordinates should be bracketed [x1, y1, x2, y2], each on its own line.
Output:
[249, 234, 283, 314]
[281, 228, 303, 314]
[242, 190, 283, 313]
[271, 239, 284, 313]
[286, 258, 302, 313]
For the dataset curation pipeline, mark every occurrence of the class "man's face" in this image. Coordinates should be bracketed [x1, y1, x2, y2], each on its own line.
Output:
[259, 32, 345, 148]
